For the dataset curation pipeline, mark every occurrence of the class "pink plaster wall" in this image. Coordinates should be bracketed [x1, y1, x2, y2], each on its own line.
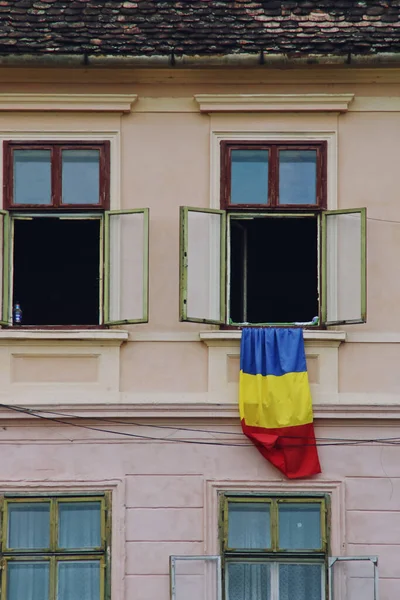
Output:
[0, 420, 397, 600]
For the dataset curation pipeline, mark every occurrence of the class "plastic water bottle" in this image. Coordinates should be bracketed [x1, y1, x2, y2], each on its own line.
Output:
[13, 302, 22, 326]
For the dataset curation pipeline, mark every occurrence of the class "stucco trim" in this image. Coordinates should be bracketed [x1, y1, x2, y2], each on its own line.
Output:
[0, 402, 399, 420]
[195, 94, 354, 113]
[200, 330, 346, 345]
[0, 478, 125, 600]
[0, 330, 128, 343]
[204, 479, 345, 556]
[0, 93, 137, 112]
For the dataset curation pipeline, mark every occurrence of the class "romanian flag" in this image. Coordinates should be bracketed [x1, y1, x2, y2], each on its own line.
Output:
[239, 328, 321, 479]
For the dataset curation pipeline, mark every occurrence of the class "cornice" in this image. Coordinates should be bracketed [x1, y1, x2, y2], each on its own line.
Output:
[0, 93, 137, 112]
[0, 402, 398, 422]
[194, 93, 355, 113]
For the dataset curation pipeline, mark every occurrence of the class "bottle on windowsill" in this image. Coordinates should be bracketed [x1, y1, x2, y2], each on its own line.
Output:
[13, 302, 22, 326]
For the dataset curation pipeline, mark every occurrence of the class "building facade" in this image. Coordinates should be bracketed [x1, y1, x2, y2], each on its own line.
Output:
[0, 2, 399, 600]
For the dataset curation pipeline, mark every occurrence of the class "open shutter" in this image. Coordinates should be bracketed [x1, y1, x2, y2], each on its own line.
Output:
[170, 555, 222, 600]
[104, 209, 149, 325]
[0, 210, 10, 325]
[322, 208, 366, 325]
[180, 206, 226, 324]
[328, 556, 378, 600]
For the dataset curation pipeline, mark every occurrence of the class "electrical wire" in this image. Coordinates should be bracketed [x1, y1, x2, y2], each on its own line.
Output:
[1, 402, 400, 450]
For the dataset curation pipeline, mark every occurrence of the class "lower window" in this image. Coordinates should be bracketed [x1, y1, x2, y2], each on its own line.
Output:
[1, 493, 110, 600]
[221, 494, 328, 600]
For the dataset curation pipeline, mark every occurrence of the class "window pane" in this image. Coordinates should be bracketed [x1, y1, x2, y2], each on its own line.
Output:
[185, 209, 224, 322]
[228, 503, 270, 548]
[107, 210, 148, 323]
[57, 560, 100, 600]
[279, 150, 317, 204]
[13, 150, 51, 205]
[58, 502, 101, 549]
[231, 150, 269, 205]
[62, 150, 100, 205]
[279, 564, 322, 600]
[279, 504, 321, 549]
[8, 502, 50, 549]
[227, 563, 270, 600]
[8, 561, 49, 600]
[325, 211, 365, 324]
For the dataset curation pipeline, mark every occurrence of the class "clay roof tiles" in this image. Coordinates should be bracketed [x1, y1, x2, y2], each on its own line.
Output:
[1, 1, 400, 57]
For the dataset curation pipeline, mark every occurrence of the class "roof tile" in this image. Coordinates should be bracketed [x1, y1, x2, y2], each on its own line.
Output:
[0, 1, 399, 57]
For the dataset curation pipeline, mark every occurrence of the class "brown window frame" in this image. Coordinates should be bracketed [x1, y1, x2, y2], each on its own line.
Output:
[3, 140, 110, 210]
[220, 140, 327, 211]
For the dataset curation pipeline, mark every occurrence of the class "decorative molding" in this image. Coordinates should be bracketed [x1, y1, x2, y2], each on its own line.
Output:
[205, 479, 344, 556]
[195, 93, 354, 113]
[0, 93, 137, 113]
[0, 402, 399, 421]
[0, 329, 128, 344]
[200, 330, 346, 346]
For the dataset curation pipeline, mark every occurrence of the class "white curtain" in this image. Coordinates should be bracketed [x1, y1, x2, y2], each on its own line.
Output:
[7, 561, 49, 600]
[228, 503, 270, 549]
[8, 503, 50, 549]
[57, 560, 100, 600]
[58, 502, 101, 548]
[227, 563, 270, 600]
[279, 564, 322, 600]
[278, 504, 321, 549]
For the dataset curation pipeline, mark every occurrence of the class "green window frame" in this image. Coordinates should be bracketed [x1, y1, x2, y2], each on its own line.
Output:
[179, 206, 367, 327]
[220, 494, 329, 600]
[0, 208, 149, 327]
[0, 493, 111, 600]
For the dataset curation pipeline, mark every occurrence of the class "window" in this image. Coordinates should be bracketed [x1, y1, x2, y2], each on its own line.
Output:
[1, 141, 149, 327]
[180, 141, 366, 327]
[1, 493, 110, 600]
[221, 495, 328, 600]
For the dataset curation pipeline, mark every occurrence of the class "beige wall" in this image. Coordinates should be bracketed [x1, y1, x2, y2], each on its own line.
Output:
[0, 67, 399, 403]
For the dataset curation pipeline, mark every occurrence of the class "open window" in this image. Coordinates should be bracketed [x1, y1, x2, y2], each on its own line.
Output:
[179, 140, 366, 327]
[179, 206, 366, 327]
[1, 141, 149, 327]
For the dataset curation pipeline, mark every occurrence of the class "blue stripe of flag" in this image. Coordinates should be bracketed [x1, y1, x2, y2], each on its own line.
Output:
[240, 328, 307, 377]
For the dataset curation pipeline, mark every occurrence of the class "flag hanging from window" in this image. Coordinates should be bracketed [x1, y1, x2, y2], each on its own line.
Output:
[239, 328, 321, 479]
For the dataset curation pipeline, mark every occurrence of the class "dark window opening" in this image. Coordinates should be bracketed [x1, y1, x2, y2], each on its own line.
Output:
[13, 218, 100, 326]
[229, 217, 318, 324]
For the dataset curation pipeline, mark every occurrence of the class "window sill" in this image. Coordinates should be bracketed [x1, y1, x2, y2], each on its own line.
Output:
[200, 330, 346, 347]
[0, 329, 129, 345]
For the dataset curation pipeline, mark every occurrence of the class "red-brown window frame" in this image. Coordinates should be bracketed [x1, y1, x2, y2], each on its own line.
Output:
[220, 140, 327, 210]
[3, 140, 110, 210]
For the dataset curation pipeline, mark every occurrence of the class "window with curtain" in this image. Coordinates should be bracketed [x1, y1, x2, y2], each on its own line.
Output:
[1, 494, 110, 600]
[221, 495, 328, 600]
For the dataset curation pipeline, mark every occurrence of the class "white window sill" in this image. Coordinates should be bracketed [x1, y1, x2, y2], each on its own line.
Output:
[0, 329, 129, 345]
[200, 330, 346, 346]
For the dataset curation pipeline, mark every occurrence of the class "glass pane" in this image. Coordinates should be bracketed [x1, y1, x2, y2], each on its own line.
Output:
[279, 504, 321, 549]
[231, 150, 269, 205]
[8, 561, 49, 600]
[108, 211, 148, 322]
[228, 503, 270, 549]
[279, 564, 322, 600]
[8, 502, 50, 549]
[13, 150, 51, 205]
[325, 211, 365, 323]
[62, 150, 100, 205]
[57, 561, 100, 600]
[59, 502, 101, 549]
[185, 209, 224, 322]
[279, 150, 317, 204]
[227, 563, 270, 600]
